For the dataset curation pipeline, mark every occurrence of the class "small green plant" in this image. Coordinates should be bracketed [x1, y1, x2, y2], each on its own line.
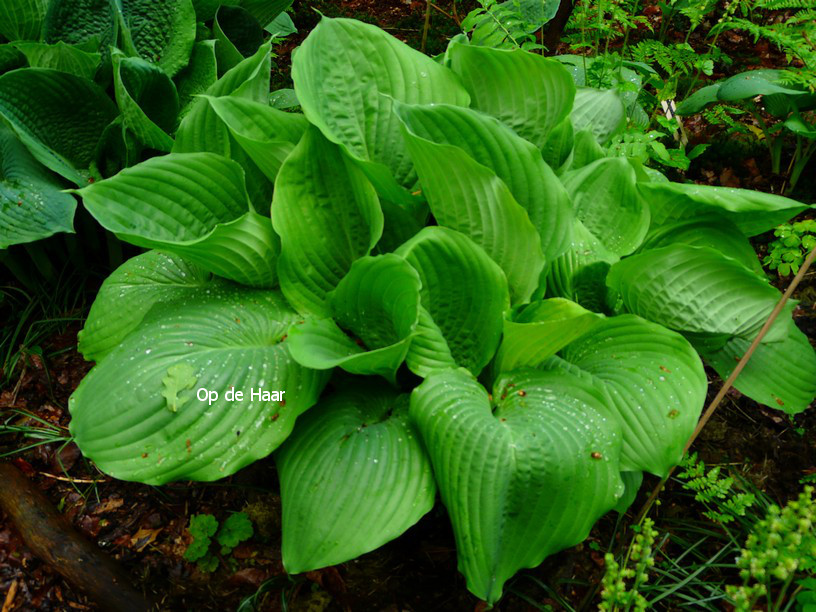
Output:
[461, 0, 556, 51]
[677, 453, 757, 524]
[599, 518, 659, 611]
[763, 220, 816, 276]
[726, 486, 816, 611]
[183, 512, 254, 573]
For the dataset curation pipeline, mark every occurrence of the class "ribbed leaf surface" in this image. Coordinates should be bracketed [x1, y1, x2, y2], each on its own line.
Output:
[411, 368, 622, 603]
[272, 127, 383, 315]
[0, 0, 47, 40]
[69, 287, 330, 484]
[571, 88, 625, 144]
[121, 0, 197, 77]
[277, 386, 435, 573]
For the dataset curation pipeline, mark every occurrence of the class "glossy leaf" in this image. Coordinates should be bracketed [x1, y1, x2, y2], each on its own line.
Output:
[121, 0, 197, 77]
[571, 87, 625, 144]
[12, 41, 100, 79]
[277, 385, 435, 573]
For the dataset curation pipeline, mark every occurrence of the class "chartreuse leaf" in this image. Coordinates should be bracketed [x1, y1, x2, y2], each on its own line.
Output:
[271, 127, 383, 316]
[395, 102, 573, 264]
[561, 157, 650, 256]
[277, 384, 435, 573]
[559, 315, 706, 476]
[398, 108, 545, 304]
[0, 0, 47, 41]
[0, 68, 117, 185]
[447, 42, 575, 148]
[396, 227, 509, 376]
[12, 41, 101, 79]
[697, 318, 816, 414]
[0, 124, 76, 249]
[571, 88, 626, 144]
[570, 128, 607, 169]
[205, 95, 308, 181]
[77, 152, 279, 287]
[78, 250, 216, 362]
[69, 287, 330, 484]
[287, 255, 421, 383]
[640, 181, 811, 237]
[411, 367, 623, 604]
[608, 244, 792, 345]
[292, 17, 469, 204]
[491, 299, 603, 374]
[542, 117, 574, 172]
[121, 0, 197, 77]
[112, 51, 179, 152]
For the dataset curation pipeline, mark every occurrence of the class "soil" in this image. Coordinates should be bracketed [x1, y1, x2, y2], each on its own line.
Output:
[2, 1, 815, 611]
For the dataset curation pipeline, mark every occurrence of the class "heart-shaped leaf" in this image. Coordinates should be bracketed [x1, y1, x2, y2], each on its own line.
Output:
[277, 384, 435, 573]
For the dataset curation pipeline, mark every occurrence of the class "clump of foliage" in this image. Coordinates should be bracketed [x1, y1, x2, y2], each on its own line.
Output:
[763, 219, 816, 276]
[3, 8, 814, 604]
[727, 486, 816, 610]
[600, 518, 659, 612]
[184, 512, 254, 572]
[677, 452, 757, 524]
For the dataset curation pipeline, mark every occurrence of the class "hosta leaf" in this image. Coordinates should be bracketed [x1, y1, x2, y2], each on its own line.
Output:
[0, 45, 26, 73]
[0, 68, 117, 185]
[559, 315, 706, 476]
[398, 107, 545, 304]
[607, 244, 791, 343]
[676, 83, 721, 115]
[191, 0, 239, 21]
[12, 41, 101, 79]
[205, 95, 307, 181]
[697, 318, 816, 414]
[271, 127, 383, 316]
[614, 471, 644, 513]
[265, 11, 296, 38]
[113, 51, 179, 152]
[277, 384, 435, 573]
[175, 40, 218, 120]
[570, 128, 607, 169]
[447, 42, 575, 147]
[0, 124, 76, 249]
[561, 157, 649, 256]
[240, 0, 291, 28]
[491, 299, 603, 375]
[571, 88, 626, 145]
[77, 152, 279, 287]
[69, 287, 329, 484]
[78, 250, 216, 362]
[411, 367, 622, 603]
[396, 102, 573, 263]
[396, 227, 509, 376]
[213, 5, 264, 74]
[640, 181, 810, 237]
[404, 306, 458, 377]
[287, 255, 421, 383]
[43, 0, 116, 49]
[121, 0, 197, 77]
[541, 117, 574, 172]
[716, 69, 807, 102]
[0, 0, 48, 41]
[292, 17, 470, 203]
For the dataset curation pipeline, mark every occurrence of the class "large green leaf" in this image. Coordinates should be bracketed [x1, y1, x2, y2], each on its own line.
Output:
[78, 250, 217, 362]
[571, 87, 626, 144]
[69, 287, 329, 484]
[447, 42, 575, 148]
[43, 0, 116, 49]
[271, 127, 383, 316]
[561, 157, 649, 256]
[0, 0, 48, 41]
[396, 102, 573, 263]
[607, 244, 791, 344]
[717, 69, 808, 102]
[113, 51, 179, 152]
[240, 0, 291, 27]
[398, 106, 545, 304]
[286, 255, 421, 383]
[292, 17, 470, 203]
[411, 367, 622, 604]
[76, 152, 279, 287]
[213, 5, 264, 74]
[676, 83, 721, 115]
[697, 318, 816, 414]
[12, 41, 101, 79]
[0, 68, 117, 185]
[205, 95, 307, 181]
[277, 384, 435, 573]
[0, 124, 76, 249]
[175, 40, 218, 120]
[121, 0, 197, 77]
[396, 227, 509, 376]
[559, 315, 706, 476]
[639, 181, 810, 237]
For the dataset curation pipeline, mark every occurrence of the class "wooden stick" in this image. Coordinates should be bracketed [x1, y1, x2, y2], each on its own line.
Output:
[0, 462, 155, 612]
[635, 244, 816, 524]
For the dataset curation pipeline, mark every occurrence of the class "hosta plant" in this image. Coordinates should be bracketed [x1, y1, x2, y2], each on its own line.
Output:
[65, 17, 816, 604]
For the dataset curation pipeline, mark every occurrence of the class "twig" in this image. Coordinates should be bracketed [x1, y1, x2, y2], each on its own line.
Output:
[429, 2, 456, 22]
[635, 243, 816, 525]
[38, 471, 108, 484]
[1, 579, 18, 612]
[421, 0, 432, 53]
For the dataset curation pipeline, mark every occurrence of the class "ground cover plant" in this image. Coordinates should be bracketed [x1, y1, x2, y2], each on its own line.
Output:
[1, 1, 815, 609]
